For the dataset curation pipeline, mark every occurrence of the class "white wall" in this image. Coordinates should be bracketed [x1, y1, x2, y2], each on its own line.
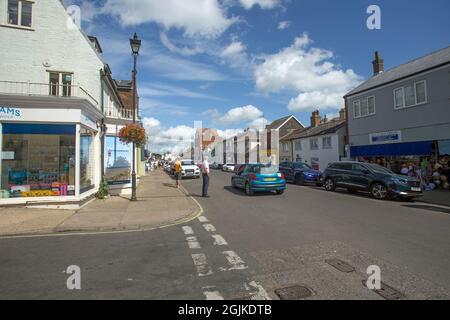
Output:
[0, 0, 105, 106]
[292, 133, 342, 171]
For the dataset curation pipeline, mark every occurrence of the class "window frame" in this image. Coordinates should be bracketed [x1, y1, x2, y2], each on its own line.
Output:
[393, 80, 428, 110]
[4, 0, 34, 29]
[322, 136, 332, 149]
[310, 138, 319, 150]
[294, 140, 302, 151]
[353, 96, 376, 119]
[47, 71, 74, 97]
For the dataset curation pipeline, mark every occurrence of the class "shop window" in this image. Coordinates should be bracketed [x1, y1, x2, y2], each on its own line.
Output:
[7, 0, 33, 28]
[80, 127, 95, 193]
[104, 135, 131, 185]
[1, 124, 76, 198]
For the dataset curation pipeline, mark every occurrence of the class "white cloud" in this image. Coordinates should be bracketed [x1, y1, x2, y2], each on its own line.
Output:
[102, 0, 236, 38]
[254, 33, 362, 111]
[204, 105, 264, 125]
[159, 32, 204, 56]
[143, 117, 161, 130]
[238, 0, 280, 10]
[220, 40, 252, 70]
[277, 20, 291, 30]
[248, 117, 268, 129]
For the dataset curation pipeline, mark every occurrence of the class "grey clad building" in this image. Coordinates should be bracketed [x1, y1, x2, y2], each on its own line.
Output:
[344, 46, 450, 174]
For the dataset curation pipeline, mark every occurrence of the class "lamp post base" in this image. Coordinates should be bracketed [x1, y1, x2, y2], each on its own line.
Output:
[131, 172, 137, 201]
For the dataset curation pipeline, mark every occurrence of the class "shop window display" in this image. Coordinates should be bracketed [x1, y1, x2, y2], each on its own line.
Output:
[104, 135, 132, 185]
[80, 127, 95, 193]
[1, 124, 76, 198]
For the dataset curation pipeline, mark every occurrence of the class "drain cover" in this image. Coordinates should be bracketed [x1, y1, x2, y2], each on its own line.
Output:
[325, 258, 355, 273]
[275, 285, 313, 300]
[363, 281, 404, 300]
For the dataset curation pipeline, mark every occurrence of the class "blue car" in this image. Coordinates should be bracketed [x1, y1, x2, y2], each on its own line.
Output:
[231, 163, 286, 196]
[279, 162, 323, 186]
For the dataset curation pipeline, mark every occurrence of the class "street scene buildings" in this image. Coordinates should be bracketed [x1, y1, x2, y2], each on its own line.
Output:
[0, 0, 449, 303]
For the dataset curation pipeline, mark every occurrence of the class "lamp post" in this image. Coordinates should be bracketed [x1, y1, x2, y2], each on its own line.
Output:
[130, 33, 141, 201]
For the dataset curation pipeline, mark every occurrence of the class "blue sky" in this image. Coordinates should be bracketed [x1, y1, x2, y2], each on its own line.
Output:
[64, 0, 450, 153]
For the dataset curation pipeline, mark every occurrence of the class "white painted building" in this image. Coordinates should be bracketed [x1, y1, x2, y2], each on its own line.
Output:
[0, 0, 135, 206]
[283, 111, 347, 171]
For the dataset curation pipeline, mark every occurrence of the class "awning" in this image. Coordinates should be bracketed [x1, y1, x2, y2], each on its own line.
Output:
[351, 141, 433, 157]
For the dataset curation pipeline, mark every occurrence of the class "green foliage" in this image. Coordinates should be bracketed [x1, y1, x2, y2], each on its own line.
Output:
[96, 176, 109, 199]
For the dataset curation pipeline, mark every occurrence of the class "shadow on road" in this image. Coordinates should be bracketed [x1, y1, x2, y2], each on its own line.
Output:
[223, 186, 279, 197]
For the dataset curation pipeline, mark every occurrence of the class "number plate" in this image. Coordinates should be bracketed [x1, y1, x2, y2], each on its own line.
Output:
[264, 178, 276, 181]
[411, 187, 421, 192]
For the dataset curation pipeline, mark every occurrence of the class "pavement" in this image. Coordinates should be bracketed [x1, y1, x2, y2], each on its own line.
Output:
[0, 169, 448, 300]
[420, 189, 450, 207]
[0, 170, 200, 236]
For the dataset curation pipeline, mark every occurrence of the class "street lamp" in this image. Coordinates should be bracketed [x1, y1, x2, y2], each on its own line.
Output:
[130, 33, 141, 201]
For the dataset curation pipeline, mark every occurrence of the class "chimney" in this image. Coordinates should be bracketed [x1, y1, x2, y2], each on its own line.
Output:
[310, 110, 321, 128]
[372, 51, 384, 75]
[339, 108, 346, 120]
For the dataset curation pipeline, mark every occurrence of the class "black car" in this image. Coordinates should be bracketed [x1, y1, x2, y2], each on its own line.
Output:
[322, 161, 423, 200]
[279, 162, 323, 186]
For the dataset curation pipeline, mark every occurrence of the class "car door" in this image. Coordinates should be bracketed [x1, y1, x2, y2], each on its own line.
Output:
[235, 164, 248, 188]
[333, 163, 352, 186]
[279, 162, 294, 182]
[349, 164, 372, 190]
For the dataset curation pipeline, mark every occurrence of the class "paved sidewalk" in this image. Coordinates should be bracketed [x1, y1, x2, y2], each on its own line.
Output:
[0, 170, 200, 236]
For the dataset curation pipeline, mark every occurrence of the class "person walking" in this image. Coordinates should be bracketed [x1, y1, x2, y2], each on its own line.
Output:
[201, 156, 210, 197]
[174, 158, 182, 188]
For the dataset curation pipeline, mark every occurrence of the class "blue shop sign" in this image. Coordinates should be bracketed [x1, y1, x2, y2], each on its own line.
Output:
[370, 131, 401, 145]
[0, 106, 22, 119]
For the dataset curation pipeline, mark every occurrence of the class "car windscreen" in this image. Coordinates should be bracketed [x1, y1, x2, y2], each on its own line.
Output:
[252, 164, 279, 174]
[182, 161, 195, 166]
[366, 163, 392, 174]
[294, 163, 312, 170]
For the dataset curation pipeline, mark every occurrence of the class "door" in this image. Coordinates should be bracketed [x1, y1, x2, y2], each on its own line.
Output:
[349, 163, 372, 189]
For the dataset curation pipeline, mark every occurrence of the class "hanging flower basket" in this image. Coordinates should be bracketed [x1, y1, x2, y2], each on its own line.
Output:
[118, 124, 147, 146]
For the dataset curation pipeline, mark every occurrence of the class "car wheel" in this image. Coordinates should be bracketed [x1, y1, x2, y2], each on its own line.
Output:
[245, 183, 254, 196]
[276, 189, 285, 195]
[295, 174, 304, 186]
[347, 188, 357, 194]
[370, 183, 389, 200]
[324, 178, 336, 191]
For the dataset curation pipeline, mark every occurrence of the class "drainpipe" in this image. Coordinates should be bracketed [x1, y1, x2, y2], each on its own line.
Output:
[100, 68, 106, 177]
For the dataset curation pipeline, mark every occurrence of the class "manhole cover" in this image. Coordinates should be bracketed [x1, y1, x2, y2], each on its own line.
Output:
[325, 258, 355, 273]
[274, 285, 313, 300]
[362, 281, 404, 300]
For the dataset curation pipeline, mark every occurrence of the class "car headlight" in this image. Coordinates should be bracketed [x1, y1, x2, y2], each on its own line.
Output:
[392, 177, 408, 185]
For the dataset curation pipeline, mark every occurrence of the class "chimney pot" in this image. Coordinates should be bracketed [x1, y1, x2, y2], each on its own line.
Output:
[372, 51, 384, 75]
[310, 110, 321, 128]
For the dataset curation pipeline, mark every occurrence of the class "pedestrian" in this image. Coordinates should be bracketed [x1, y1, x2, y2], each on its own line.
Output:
[201, 156, 210, 197]
[174, 158, 182, 188]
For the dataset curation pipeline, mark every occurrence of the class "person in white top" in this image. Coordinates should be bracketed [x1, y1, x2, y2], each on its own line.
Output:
[201, 156, 210, 197]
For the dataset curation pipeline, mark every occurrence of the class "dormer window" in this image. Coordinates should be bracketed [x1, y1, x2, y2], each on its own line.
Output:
[7, 0, 33, 28]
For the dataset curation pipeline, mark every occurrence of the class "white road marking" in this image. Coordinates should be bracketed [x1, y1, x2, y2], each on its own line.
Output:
[220, 250, 248, 271]
[186, 236, 201, 249]
[198, 216, 209, 223]
[246, 281, 272, 300]
[203, 224, 216, 233]
[191, 253, 213, 277]
[212, 234, 228, 246]
[203, 287, 224, 300]
[182, 226, 194, 235]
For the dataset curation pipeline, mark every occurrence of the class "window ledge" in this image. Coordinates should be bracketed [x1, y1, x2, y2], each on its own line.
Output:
[0, 24, 35, 31]
[353, 113, 376, 120]
[394, 101, 428, 111]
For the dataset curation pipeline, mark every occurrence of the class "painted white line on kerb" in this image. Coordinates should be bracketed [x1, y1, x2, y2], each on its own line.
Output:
[186, 236, 201, 249]
[198, 216, 209, 223]
[203, 288, 224, 300]
[246, 281, 272, 300]
[203, 224, 216, 233]
[182, 226, 194, 235]
[220, 250, 248, 271]
[191, 253, 213, 277]
[212, 234, 228, 246]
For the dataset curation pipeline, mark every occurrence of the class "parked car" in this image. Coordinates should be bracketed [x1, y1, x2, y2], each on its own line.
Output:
[234, 164, 246, 174]
[279, 162, 322, 186]
[322, 161, 423, 201]
[231, 163, 286, 196]
[210, 162, 219, 169]
[223, 164, 235, 172]
[180, 159, 201, 179]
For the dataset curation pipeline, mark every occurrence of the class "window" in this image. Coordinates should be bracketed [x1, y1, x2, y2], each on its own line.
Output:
[310, 138, 319, 150]
[322, 136, 332, 149]
[294, 140, 302, 151]
[1, 124, 76, 198]
[7, 0, 33, 27]
[48, 72, 73, 97]
[394, 80, 427, 109]
[282, 142, 289, 152]
[353, 96, 376, 118]
[80, 127, 95, 193]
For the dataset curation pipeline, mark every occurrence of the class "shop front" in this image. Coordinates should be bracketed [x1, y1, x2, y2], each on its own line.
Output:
[0, 102, 102, 205]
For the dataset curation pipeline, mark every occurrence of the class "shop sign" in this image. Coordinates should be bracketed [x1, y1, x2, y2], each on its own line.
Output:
[370, 131, 401, 145]
[1, 151, 15, 160]
[0, 106, 22, 120]
[81, 114, 97, 130]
